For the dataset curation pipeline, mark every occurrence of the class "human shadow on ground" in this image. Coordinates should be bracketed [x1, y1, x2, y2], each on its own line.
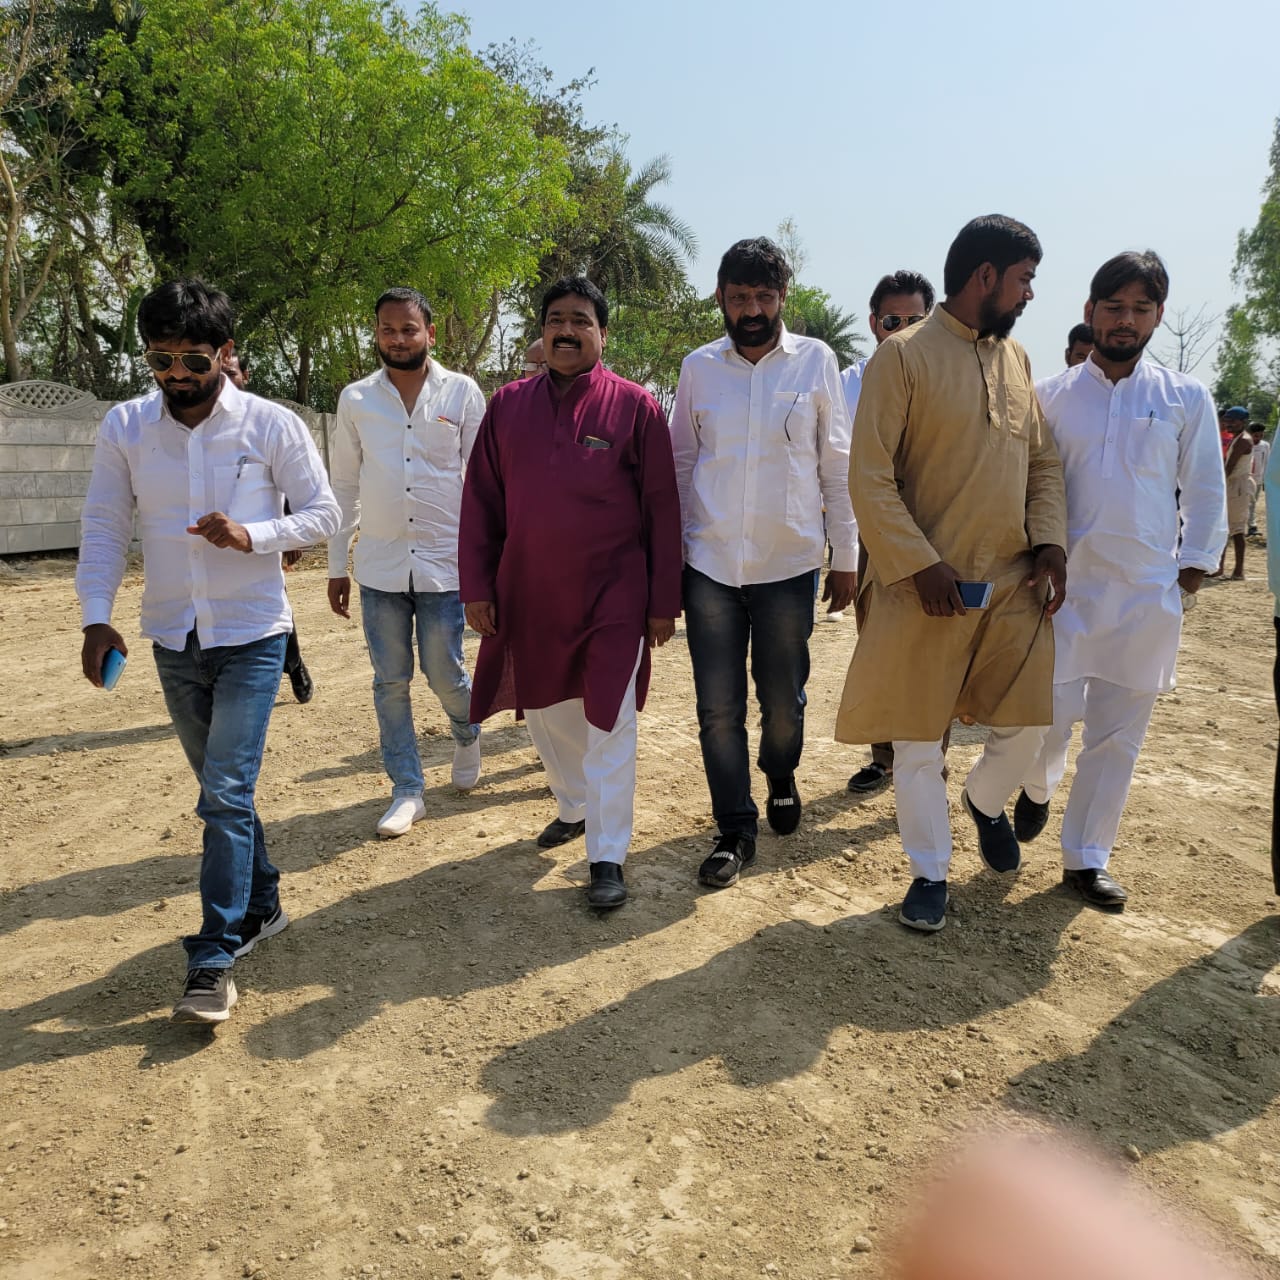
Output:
[0, 721, 176, 759]
[1004, 915, 1280, 1154]
[296, 721, 534, 785]
[0, 834, 706, 1070]
[480, 884, 1080, 1135]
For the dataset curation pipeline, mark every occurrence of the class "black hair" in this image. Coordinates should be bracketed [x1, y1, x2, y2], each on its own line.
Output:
[375, 286, 433, 325]
[942, 215, 1042, 297]
[1067, 323, 1094, 347]
[716, 237, 792, 292]
[137, 278, 234, 349]
[1088, 250, 1169, 306]
[539, 276, 609, 328]
[869, 270, 935, 316]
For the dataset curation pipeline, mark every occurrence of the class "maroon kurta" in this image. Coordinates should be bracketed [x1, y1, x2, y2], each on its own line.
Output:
[460, 362, 683, 731]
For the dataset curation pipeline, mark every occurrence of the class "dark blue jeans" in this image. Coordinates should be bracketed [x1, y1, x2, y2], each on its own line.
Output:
[153, 630, 287, 970]
[683, 565, 815, 837]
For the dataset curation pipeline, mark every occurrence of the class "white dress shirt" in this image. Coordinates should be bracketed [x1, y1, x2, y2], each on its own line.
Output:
[670, 327, 858, 587]
[328, 360, 486, 592]
[77, 380, 340, 650]
[1251, 436, 1271, 483]
[1035, 356, 1227, 693]
[840, 356, 868, 422]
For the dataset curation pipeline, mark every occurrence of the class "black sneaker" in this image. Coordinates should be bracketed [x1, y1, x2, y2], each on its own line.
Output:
[171, 967, 237, 1023]
[847, 761, 891, 794]
[288, 660, 314, 704]
[961, 788, 1022, 873]
[233, 905, 290, 958]
[1012, 789, 1050, 843]
[898, 878, 948, 932]
[698, 833, 757, 889]
[765, 775, 802, 835]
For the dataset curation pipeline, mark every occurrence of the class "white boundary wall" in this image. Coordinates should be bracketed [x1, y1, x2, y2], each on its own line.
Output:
[0, 380, 331, 556]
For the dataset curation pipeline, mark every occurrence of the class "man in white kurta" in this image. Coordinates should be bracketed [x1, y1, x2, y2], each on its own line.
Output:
[1015, 252, 1227, 909]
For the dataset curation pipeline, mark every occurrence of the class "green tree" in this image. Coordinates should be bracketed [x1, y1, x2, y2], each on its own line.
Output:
[1234, 116, 1280, 341]
[785, 284, 865, 368]
[605, 286, 720, 414]
[89, 0, 570, 405]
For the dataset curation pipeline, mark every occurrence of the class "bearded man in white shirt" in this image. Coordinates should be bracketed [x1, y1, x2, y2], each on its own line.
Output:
[77, 279, 341, 1023]
[1013, 251, 1227, 909]
[671, 237, 858, 888]
[328, 287, 487, 837]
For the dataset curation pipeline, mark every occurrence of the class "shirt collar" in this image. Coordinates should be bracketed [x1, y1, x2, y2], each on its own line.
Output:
[376, 358, 441, 405]
[933, 306, 982, 343]
[718, 323, 798, 364]
[1081, 352, 1146, 387]
[147, 374, 240, 427]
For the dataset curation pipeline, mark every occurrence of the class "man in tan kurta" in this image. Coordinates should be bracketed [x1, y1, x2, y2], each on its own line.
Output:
[836, 214, 1067, 932]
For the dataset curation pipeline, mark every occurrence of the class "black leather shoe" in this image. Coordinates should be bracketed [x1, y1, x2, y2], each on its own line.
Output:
[288, 660, 314, 704]
[586, 861, 627, 908]
[698, 832, 757, 888]
[1013, 789, 1049, 842]
[961, 788, 1021, 873]
[537, 818, 586, 849]
[1063, 867, 1128, 910]
[766, 775, 802, 835]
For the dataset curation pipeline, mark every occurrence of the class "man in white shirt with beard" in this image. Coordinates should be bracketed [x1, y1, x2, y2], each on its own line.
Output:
[1012, 251, 1227, 909]
[328, 287, 487, 837]
[671, 237, 857, 888]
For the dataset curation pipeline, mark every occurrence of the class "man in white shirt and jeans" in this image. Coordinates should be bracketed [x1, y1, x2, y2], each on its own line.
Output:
[328, 287, 487, 837]
[77, 279, 340, 1023]
[671, 237, 858, 888]
[1013, 251, 1227, 908]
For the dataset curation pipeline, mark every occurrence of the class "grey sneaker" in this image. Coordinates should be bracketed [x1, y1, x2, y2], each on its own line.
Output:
[171, 967, 237, 1023]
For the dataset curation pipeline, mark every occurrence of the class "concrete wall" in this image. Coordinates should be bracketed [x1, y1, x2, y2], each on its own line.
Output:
[0, 381, 331, 557]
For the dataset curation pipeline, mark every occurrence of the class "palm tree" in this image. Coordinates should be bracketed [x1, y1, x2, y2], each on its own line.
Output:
[785, 285, 866, 368]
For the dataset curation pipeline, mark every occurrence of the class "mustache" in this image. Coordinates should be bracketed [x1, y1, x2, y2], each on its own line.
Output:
[552, 337, 581, 348]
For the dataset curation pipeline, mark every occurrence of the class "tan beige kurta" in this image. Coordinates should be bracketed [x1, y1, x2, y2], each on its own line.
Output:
[836, 306, 1067, 743]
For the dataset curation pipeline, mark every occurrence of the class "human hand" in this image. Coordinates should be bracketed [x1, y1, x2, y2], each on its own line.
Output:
[81, 623, 127, 687]
[187, 511, 253, 553]
[465, 601, 497, 636]
[1027, 544, 1067, 616]
[912, 562, 966, 617]
[327, 576, 351, 619]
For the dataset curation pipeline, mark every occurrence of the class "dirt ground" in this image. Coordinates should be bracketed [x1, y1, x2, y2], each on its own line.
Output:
[1, 544, 1279, 1280]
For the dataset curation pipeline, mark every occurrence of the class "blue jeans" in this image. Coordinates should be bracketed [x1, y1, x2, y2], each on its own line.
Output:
[683, 565, 815, 837]
[359, 584, 478, 797]
[153, 630, 287, 970]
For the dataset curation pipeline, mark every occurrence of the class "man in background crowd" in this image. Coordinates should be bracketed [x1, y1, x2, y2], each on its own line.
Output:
[1064, 322, 1094, 367]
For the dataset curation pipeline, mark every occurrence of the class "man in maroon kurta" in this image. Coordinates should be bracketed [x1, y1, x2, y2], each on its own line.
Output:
[459, 276, 682, 908]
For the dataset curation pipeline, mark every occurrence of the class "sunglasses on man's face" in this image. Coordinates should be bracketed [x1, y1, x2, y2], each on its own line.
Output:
[143, 349, 219, 374]
[878, 314, 927, 333]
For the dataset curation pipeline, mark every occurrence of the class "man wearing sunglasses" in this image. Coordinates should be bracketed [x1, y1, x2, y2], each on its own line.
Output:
[76, 278, 340, 1023]
[842, 271, 936, 796]
[670, 237, 858, 889]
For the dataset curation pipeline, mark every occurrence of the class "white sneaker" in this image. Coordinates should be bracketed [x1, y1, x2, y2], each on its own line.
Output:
[451, 731, 482, 791]
[826, 610, 845, 621]
[376, 795, 426, 838]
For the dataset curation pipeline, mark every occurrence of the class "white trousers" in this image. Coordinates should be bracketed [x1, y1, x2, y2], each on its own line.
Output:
[523, 643, 643, 866]
[1022, 677, 1158, 870]
[893, 725, 1046, 883]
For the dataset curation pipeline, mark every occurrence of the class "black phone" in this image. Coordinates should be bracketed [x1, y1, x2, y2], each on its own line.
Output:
[956, 580, 994, 609]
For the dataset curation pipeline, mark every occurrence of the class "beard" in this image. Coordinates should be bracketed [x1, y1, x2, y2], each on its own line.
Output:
[377, 340, 428, 371]
[162, 377, 221, 411]
[977, 292, 1023, 340]
[1093, 330, 1152, 363]
[724, 308, 781, 349]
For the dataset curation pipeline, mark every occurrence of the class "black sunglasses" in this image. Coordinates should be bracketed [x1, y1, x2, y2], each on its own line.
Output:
[878, 314, 927, 333]
[143, 349, 218, 374]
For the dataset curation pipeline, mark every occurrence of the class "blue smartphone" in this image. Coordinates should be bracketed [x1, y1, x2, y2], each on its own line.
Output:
[956, 580, 994, 610]
[101, 647, 127, 691]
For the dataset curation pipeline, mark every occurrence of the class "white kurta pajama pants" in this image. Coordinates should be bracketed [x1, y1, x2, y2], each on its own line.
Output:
[524, 642, 644, 865]
[1021, 676, 1158, 871]
[893, 726, 1047, 883]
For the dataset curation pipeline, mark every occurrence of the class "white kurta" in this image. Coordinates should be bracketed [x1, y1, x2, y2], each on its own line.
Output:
[1035, 356, 1227, 694]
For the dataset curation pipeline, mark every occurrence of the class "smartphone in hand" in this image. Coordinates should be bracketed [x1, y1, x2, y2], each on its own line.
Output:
[956, 580, 994, 610]
[101, 647, 127, 691]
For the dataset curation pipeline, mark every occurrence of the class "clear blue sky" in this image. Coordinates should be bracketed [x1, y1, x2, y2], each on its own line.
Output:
[456, 0, 1279, 380]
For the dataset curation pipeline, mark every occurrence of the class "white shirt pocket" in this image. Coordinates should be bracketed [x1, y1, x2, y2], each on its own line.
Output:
[216, 462, 280, 524]
[1125, 417, 1178, 478]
